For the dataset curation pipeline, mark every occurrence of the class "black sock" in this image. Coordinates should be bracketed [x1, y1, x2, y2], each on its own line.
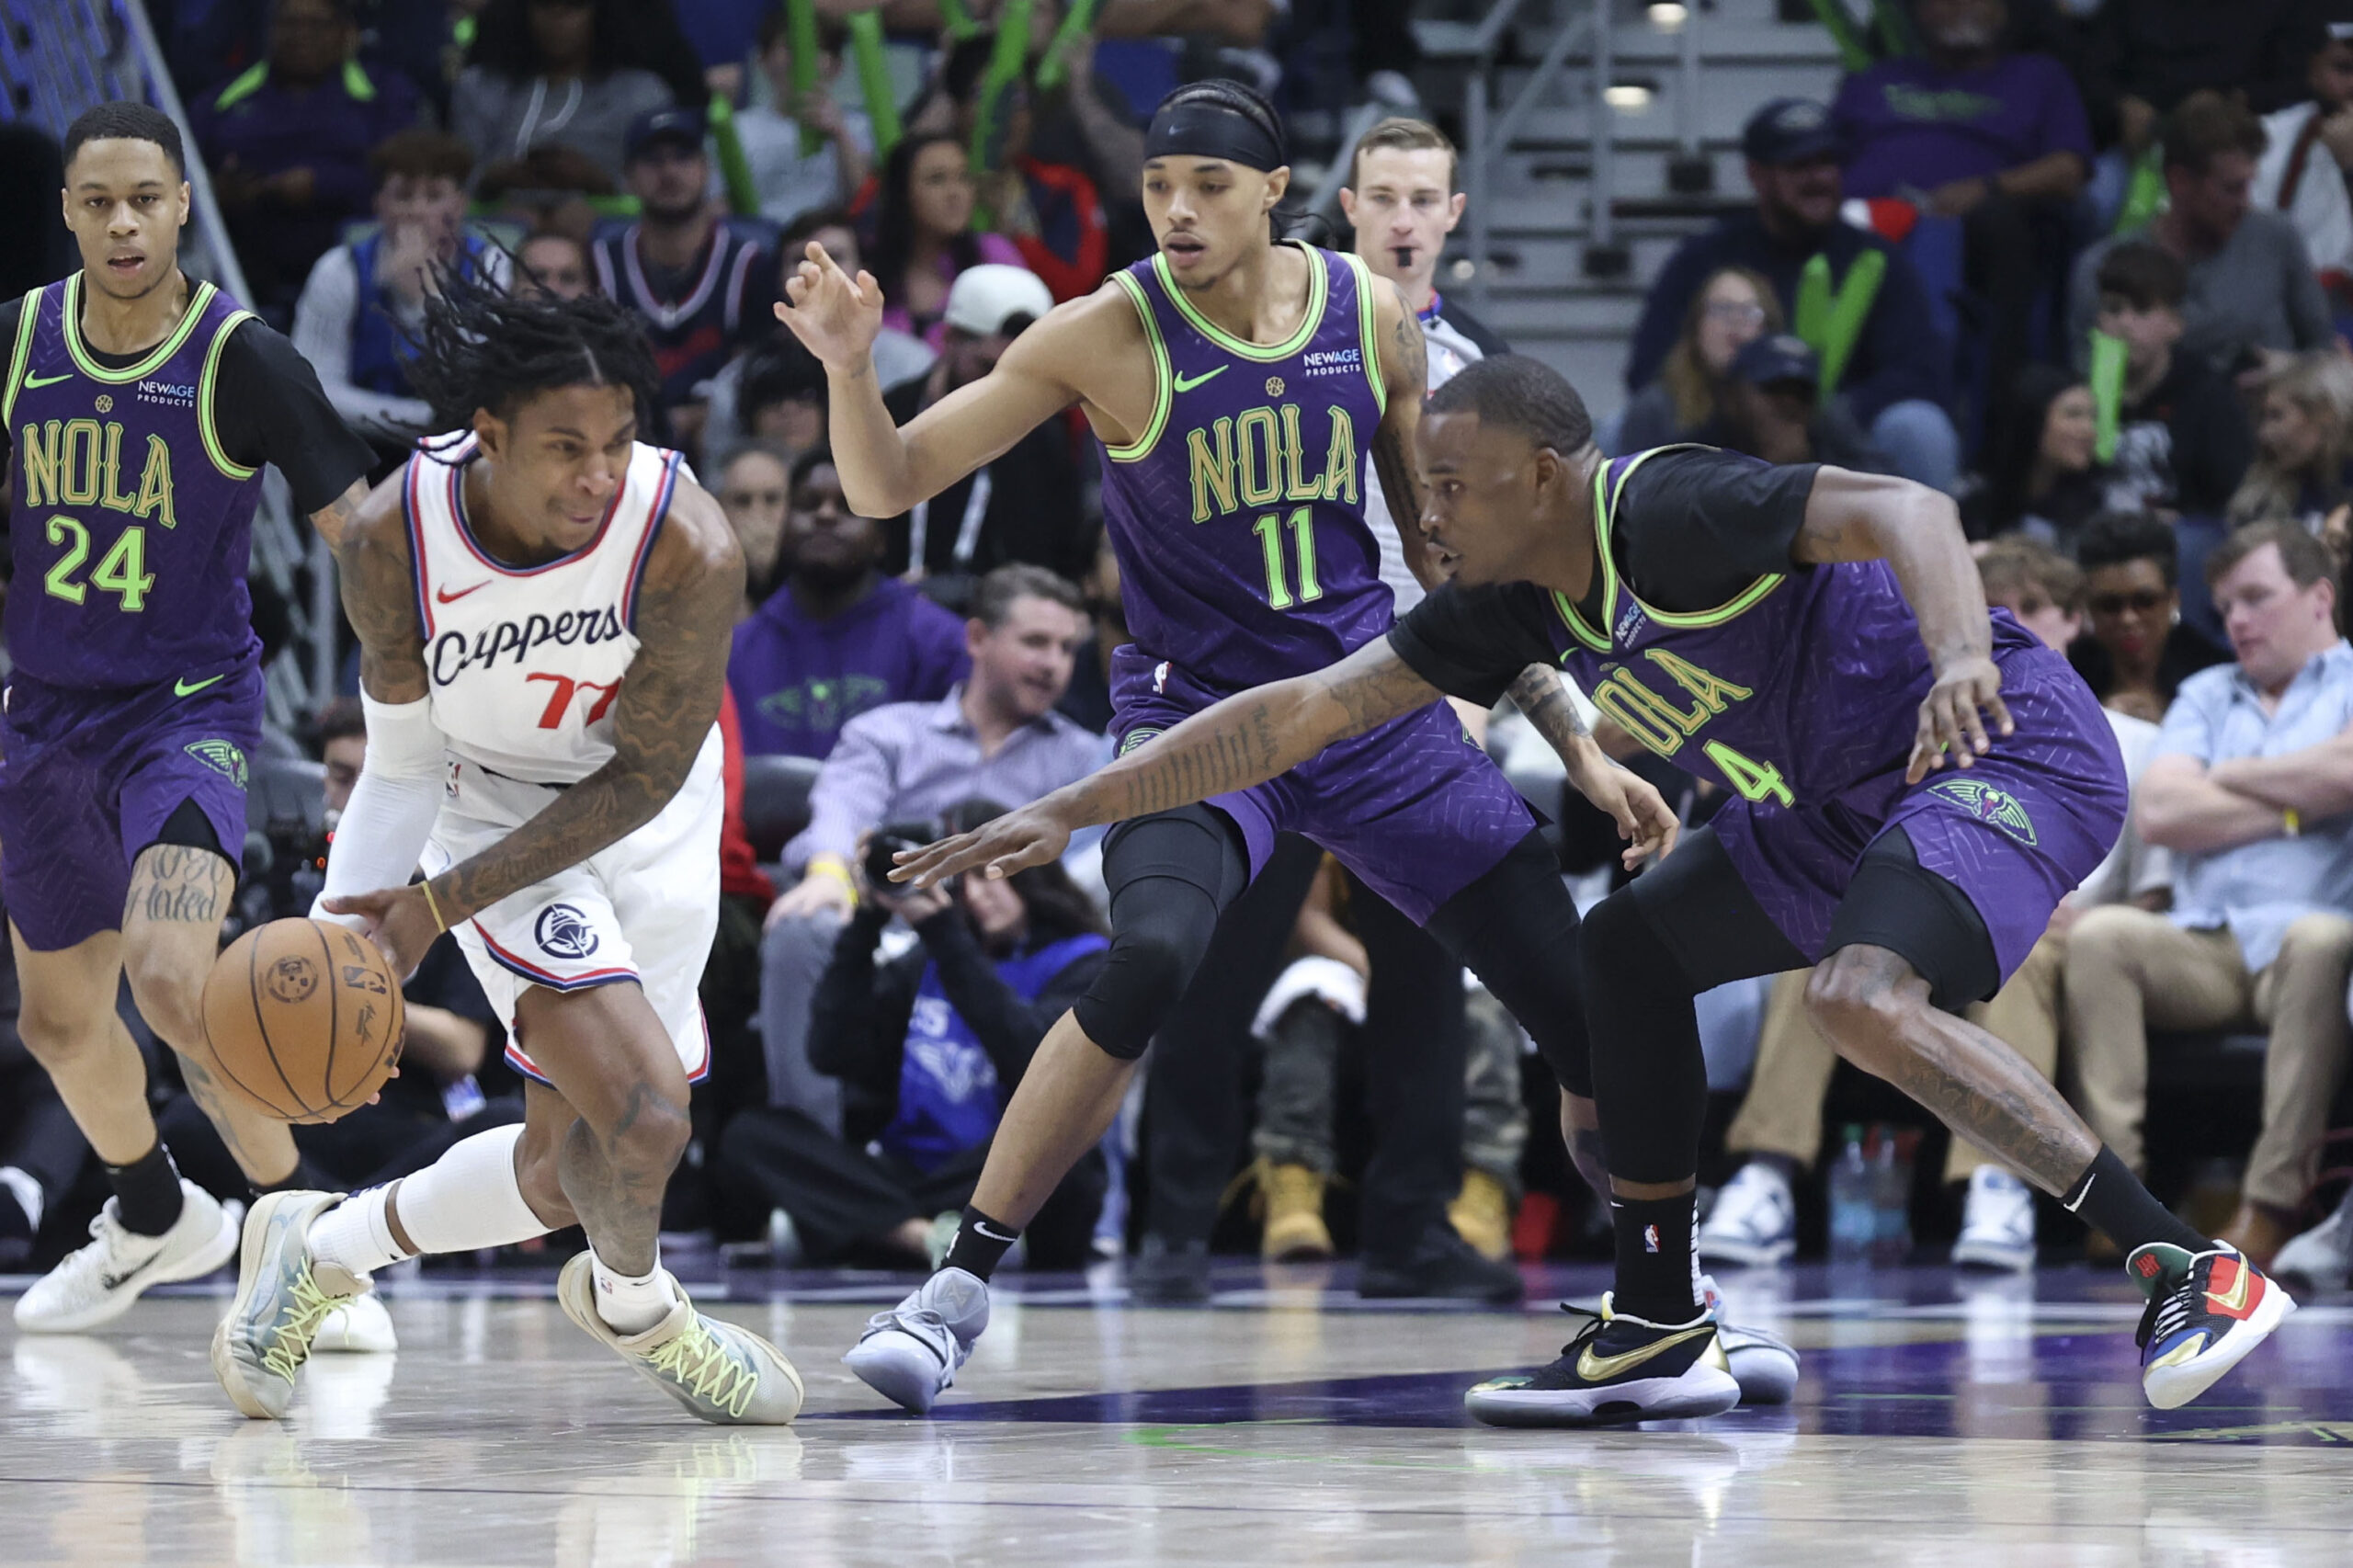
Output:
[1609, 1192, 1702, 1324]
[942, 1207, 1018, 1281]
[2063, 1146, 2209, 1257]
[106, 1143, 185, 1238]
[252, 1157, 337, 1201]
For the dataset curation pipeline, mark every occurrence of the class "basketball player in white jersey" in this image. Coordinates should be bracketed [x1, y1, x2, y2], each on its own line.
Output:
[210, 276, 802, 1426]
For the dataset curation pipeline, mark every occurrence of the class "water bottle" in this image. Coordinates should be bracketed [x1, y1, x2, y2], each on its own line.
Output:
[1870, 1125, 1915, 1266]
[1828, 1124, 1874, 1264]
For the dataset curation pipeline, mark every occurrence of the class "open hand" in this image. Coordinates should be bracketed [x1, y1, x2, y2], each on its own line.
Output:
[774, 242, 885, 373]
[1908, 654, 2012, 783]
[890, 801, 1073, 889]
[319, 884, 438, 981]
[1563, 752, 1681, 869]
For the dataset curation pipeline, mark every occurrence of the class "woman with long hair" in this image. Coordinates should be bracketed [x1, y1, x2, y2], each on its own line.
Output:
[2227, 352, 2353, 549]
[450, 0, 692, 180]
[866, 131, 1027, 349]
[1961, 365, 2107, 547]
[1615, 265, 1780, 451]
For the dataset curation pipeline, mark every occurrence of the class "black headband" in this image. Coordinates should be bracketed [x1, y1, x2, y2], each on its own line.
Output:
[1144, 99, 1284, 173]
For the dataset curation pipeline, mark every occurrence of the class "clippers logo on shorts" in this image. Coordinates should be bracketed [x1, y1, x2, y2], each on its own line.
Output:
[1926, 778, 2040, 847]
[184, 738, 248, 789]
[534, 903, 600, 960]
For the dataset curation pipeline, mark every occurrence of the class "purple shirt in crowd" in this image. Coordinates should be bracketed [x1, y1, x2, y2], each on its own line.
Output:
[728, 575, 972, 760]
[1835, 52, 2092, 199]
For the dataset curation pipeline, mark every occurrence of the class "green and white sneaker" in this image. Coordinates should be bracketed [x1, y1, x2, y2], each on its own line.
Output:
[210, 1190, 358, 1420]
[555, 1252, 803, 1425]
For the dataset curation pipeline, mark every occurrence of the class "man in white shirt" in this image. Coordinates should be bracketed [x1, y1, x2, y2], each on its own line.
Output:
[725, 8, 872, 230]
[2254, 13, 2353, 279]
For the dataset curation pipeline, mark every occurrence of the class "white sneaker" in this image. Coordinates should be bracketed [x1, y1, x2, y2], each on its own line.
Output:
[844, 1267, 990, 1415]
[2269, 1186, 2353, 1295]
[1952, 1166, 2038, 1273]
[312, 1289, 398, 1354]
[1698, 1274, 1800, 1404]
[1697, 1163, 1797, 1268]
[15, 1180, 238, 1333]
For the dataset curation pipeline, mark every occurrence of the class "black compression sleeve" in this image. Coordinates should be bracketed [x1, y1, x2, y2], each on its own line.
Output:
[212, 319, 377, 515]
[1387, 580, 1557, 706]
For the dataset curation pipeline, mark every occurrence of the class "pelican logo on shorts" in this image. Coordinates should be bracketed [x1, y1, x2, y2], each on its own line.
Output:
[184, 738, 248, 789]
[535, 903, 600, 960]
[1927, 778, 2039, 847]
[264, 957, 318, 1004]
[1119, 727, 1163, 756]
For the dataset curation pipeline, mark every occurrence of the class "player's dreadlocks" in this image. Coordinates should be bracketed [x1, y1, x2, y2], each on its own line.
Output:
[405, 262, 661, 436]
[1427, 354, 1596, 456]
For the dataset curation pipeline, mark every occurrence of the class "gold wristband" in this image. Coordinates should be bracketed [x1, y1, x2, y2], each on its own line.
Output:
[2284, 808, 2302, 838]
[419, 878, 449, 934]
[809, 856, 859, 905]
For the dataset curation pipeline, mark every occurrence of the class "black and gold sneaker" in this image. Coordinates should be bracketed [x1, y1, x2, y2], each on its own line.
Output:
[1465, 1294, 1741, 1427]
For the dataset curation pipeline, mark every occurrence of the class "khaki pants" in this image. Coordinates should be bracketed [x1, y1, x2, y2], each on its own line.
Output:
[1724, 932, 2065, 1184]
[2063, 907, 2353, 1212]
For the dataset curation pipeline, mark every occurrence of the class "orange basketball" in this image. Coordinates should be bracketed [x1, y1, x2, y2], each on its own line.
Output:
[200, 918, 405, 1124]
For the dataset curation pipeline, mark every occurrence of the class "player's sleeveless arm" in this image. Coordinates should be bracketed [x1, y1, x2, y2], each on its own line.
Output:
[313, 693, 449, 921]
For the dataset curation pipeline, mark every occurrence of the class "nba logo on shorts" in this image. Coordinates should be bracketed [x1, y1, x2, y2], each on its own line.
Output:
[534, 903, 599, 960]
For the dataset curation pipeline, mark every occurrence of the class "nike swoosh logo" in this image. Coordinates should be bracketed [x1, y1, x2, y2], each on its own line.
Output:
[436, 582, 489, 604]
[1574, 1323, 1717, 1382]
[22, 371, 71, 390]
[1172, 366, 1227, 393]
[2206, 1258, 2254, 1315]
[174, 674, 225, 698]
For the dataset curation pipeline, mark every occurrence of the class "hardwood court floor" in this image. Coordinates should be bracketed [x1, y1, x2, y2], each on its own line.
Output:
[3, 1259, 2348, 1565]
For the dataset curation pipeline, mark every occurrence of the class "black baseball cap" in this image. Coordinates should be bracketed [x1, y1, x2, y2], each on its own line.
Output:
[624, 107, 705, 163]
[1731, 334, 1820, 388]
[1742, 98, 1843, 166]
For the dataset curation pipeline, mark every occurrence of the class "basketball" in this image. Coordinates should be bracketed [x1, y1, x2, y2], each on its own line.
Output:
[199, 917, 405, 1124]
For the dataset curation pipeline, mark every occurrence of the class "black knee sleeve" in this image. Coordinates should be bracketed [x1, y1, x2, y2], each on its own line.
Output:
[1072, 806, 1248, 1061]
[1429, 829, 1592, 1098]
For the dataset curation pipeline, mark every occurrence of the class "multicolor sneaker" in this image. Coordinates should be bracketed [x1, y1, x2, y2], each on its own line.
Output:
[1464, 1295, 1742, 1427]
[845, 1266, 991, 1414]
[210, 1191, 357, 1419]
[556, 1253, 803, 1425]
[2131, 1242, 2294, 1410]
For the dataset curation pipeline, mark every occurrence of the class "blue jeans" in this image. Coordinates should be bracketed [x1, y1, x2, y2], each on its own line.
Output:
[1868, 398, 1961, 494]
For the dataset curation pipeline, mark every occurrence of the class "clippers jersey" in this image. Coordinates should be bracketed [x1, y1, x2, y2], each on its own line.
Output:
[2, 273, 265, 689]
[404, 433, 685, 784]
[1098, 243, 1394, 696]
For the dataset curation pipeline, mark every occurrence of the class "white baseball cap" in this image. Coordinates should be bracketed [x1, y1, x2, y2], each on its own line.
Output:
[942, 264, 1054, 338]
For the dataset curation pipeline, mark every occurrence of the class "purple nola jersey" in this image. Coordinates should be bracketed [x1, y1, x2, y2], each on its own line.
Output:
[1098, 242, 1395, 696]
[2, 273, 264, 689]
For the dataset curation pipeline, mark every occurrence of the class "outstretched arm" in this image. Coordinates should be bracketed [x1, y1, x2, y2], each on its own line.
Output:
[1792, 467, 2011, 783]
[891, 638, 1444, 886]
[773, 242, 1108, 517]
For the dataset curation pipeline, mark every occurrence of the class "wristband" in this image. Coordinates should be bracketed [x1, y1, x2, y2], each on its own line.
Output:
[2284, 808, 2302, 838]
[420, 878, 449, 934]
[809, 855, 859, 904]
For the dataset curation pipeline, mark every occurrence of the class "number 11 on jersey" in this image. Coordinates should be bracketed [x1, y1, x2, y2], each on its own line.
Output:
[1253, 506, 1322, 612]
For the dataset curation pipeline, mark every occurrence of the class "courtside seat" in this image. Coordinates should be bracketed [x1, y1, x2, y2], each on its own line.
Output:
[741, 753, 823, 869]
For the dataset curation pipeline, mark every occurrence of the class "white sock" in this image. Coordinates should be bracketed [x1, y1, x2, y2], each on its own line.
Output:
[590, 1244, 678, 1336]
[308, 1184, 411, 1278]
[313, 1124, 551, 1278]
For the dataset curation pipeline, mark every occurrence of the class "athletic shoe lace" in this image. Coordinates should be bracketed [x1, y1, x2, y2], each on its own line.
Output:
[261, 1264, 346, 1381]
[644, 1318, 759, 1418]
[2136, 1276, 2196, 1354]
[1554, 1302, 1608, 1361]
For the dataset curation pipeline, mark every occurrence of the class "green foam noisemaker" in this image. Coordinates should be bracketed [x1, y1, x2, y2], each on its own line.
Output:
[789, 0, 823, 159]
[709, 96, 759, 218]
[847, 10, 902, 160]
[938, 0, 981, 42]
[2088, 329, 2126, 464]
[1036, 0, 1104, 92]
[1792, 248, 1886, 402]
[969, 0, 1034, 183]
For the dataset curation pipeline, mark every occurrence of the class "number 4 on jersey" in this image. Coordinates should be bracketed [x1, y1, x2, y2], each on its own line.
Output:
[1703, 739, 1793, 806]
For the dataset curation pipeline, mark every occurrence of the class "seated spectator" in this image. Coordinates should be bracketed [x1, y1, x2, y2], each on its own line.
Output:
[1625, 97, 1960, 493]
[2091, 242, 2254, 520]
[1832, 0, 2091, 426]
[593, 108, 776, 451]
[1701, 539, 2171, 1273]
[2069, 510, 2233, 722]
[728, 447, 971, 755]
[728, 4, 872, 229]
[514, 230, 593, 300]
[2070, 92, 2335, 383]
[881, 266, 1088, 587]
[290, 130, 511, 446]
[736, 337, 831, 459]
[714, 799, 1109, 1267]
[1614, 265, 1779, 453]
[191, 0, 420, 326]
[2070, 523, 2353, 1268]
[933, 35, 1110, 303]
[715, 437, 794, 612]
[756, 566, 1102, 1137]
[1961, 365, 2107, 546]
[869, 131, 1029, 350]
[2253, 13, 2353, 281]
[449, 0, 676, 181]
[2230, 352, 2353, 539]
[1692, 334, 1894, 473]
[472, 142, 619, 245]
[2078, 0, 2318, 165]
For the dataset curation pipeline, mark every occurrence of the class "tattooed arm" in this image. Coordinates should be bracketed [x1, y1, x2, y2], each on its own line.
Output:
[1508, 665, 1680, 867]
[306, 477, 369, 551]
[1370, 279, 1442, 590]
[891, 638, 1444, 887]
